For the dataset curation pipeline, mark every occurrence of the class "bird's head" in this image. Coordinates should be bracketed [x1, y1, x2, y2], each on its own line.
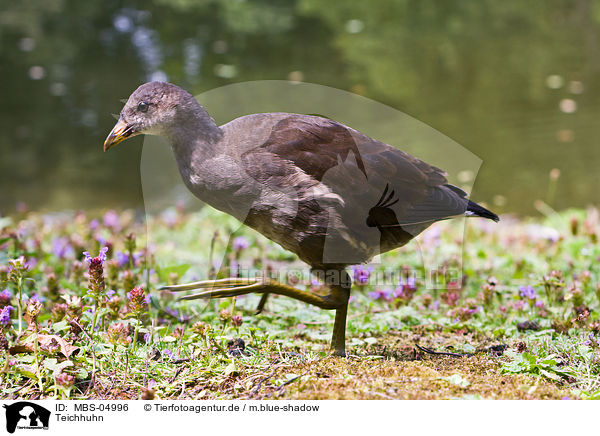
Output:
[104, 81, 198, 151]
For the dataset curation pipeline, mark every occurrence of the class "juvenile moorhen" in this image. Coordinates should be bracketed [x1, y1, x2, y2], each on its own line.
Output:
[104, 81, 498, 357]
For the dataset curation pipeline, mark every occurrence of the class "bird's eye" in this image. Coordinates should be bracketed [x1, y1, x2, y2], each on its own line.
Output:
[137, 101, 149, 113]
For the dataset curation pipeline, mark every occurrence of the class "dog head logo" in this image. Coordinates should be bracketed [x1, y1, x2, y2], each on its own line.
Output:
[3, 402, 50, 433]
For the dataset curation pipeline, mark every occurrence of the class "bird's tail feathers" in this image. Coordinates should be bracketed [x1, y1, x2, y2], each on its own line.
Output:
[465, 200, 499, 222]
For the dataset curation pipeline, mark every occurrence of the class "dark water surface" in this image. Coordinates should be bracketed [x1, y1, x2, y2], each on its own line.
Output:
[1, 0, 599, 216]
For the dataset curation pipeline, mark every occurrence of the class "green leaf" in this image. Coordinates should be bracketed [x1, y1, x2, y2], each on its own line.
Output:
[51, 320, 71, 333]
[157, 264, 191, 283]
[441, 374, 470, 388]
[44, 358, 73, 374]
[539, 369, 561, 381]
[224, 361, 238, 376]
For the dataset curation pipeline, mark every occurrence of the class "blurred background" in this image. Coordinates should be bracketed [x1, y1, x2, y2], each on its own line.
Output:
[1, 0, 599, 215]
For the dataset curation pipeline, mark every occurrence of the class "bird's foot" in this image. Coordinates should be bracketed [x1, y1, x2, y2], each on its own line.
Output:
[160, 277, 264, 300]
[162, 276, 350, 358]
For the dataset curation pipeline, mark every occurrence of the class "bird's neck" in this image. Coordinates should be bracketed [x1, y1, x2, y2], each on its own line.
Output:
[163, 103, 224, 194]
[166, 103, 223, 148]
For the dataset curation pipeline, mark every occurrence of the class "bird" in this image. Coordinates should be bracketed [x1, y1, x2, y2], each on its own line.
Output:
[104, 81, 499, 357]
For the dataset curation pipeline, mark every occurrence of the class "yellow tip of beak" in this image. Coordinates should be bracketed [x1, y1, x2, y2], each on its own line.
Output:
[104, 118, 133, 152]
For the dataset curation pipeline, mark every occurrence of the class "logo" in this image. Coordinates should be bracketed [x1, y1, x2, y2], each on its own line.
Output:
[3, 402, 50, 434]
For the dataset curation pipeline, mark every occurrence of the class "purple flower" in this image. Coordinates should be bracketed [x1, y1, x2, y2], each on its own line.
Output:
[52, 237, 74, 259]
[1, 289, 11, 300]
[165, 307, 178, 318]
[103, 210, 120, 229]
[368, 291, 381, 300]
[29, 294, 43, 303]
[144, 332, 151, 344]
[161, 209, 178, 226]
[83, 247, 108, 264]
[25, 257, 37, 270]
[89, 219, 99, 230]
[583, 333, 597, 347]
[105, 289, 116, 300]
[0, 305, 14, 326]
[369, 289, 394, 301]
[115, 252, 140, 268]
[399, 276, 417, 291]
[513, 300, 526, 311]
[233, 236, 249, 251]
[351, 265, 373, 285]
[116, 252, 129, 267]
[535, 300, 545, 308]
[163, 349, 174, 359]
[519, 285, 536, 300]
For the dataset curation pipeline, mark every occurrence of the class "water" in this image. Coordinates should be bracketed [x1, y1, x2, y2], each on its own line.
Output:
[1, 0, 599, 216]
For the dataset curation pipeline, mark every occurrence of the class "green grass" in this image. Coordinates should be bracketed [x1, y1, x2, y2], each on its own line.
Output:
[0, 205, 598, 399]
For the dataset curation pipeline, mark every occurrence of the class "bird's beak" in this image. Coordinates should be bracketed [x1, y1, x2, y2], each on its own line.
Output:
[103, 118, 137, 152]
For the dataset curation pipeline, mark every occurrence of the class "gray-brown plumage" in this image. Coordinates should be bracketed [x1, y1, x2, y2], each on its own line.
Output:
[104, 81, 498, 357]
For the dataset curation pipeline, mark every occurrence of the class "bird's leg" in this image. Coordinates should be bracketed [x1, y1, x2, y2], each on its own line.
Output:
[161, 270, 351, 356]
[255, 293, 270, 314]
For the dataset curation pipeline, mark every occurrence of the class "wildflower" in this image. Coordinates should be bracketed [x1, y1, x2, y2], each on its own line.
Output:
[231, 315, 243, 327]
[0, 289, 11, 308]
[127, 287, 148, 315]
[122, 270, 138, 293]
[124, 233, 136, 259]
[579, 270, 591, 284]
[163, 349, 174, 359]
[52, 237, 74, 259]
[421, 293, 433, 308]
[233, 236, 249, 251]
[442, 291, 460, 307]
[62, 295, 83, 318]
[83, 246, 108, 265]
[24, 298, 42, 326]
[7, 256, 28, 280]
[450, 298, 478, 321]
[368, 290, 381, 300]
[394, 276, 417, 304]
[115, 252, 129, 267]
[89, 219, 99, 230]
[70, 260, 85, 285]
[351, 265, 373, 286]
[0, 305, 14, 327]
[143, 332, 151, 344]
[105, 322, 131, 346]
[519, 285, 536, 300]
[56, 372, 75, 388]
[583, 333, 598, 348]
[173, 326, 184, 339]
[513, 300, 526, 311]
[191, 321, 211, 336]
[103, 210, 121, 229]
[569, 216, 579, 236]
[84, 248, 108, 298]
[45, 273, 60, 302]
[219, 309, 231, 322]
[50, 303, 67, 322]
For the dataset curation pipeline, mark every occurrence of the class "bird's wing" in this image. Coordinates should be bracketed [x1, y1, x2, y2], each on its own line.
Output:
[241, 114, 467, 228]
